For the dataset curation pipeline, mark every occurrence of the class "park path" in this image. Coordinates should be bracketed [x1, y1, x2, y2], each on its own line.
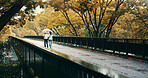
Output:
[22, 38, 148, 78]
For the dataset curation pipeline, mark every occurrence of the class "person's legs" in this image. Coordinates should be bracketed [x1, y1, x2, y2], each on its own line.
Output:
[44, 39, 46, 47]
[49, 40, 52, 48]
[44, 39, 48, 48]
[46, 39, 48, 48]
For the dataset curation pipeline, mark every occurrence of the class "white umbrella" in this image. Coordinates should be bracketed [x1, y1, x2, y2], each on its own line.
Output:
[42, 29, 52, 33]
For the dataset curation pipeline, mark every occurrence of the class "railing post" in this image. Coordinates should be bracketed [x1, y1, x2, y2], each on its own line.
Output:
[25, 45, 27, 63]
[80, 38, 82, 48]
[142, 40, 145, 58]
[66, 37, 68, 44]
[113, 39, 115, 53]
[91, 38, 94, 49]
[94, 38, 96, 50]
[75, 37, 77, 47]
[71, 37, 73, 46]
[125, 39, 128, 56]
[33, 48, 36, 76]
[59, 37, 60, 43]
[86, 38, 88, 49]
[42, 51, 45, 78]
[58, 60, 62, 78]
[59, 37, 61, 43]
[29, 47, 30, 67]
[63, 37, 65, 45]
[21, 44, 25, 78]
[102, 38, 105, 51]
[57, 37, 58, 43]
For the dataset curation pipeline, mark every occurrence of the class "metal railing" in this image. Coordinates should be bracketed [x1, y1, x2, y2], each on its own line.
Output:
[24, 36, 148, 59]
[10, 36, 112, 78]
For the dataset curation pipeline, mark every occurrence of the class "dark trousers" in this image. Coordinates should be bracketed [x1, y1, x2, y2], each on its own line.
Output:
[44, 39, 48, 48]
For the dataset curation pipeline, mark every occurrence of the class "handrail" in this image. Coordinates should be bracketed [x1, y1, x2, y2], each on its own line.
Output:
[24, 36, 148, 41]
[10, 36, 121, 78]
[24, 36, 148, 59]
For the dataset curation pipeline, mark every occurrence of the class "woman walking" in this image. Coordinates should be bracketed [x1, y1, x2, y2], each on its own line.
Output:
[44, 33, 49, 48]
[48, 31, 53, 48]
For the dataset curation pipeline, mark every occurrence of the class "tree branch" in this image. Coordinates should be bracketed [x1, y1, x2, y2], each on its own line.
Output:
[0, 2, 24, 31]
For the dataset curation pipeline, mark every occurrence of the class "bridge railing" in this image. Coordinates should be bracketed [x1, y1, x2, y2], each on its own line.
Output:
[24, 36, 148, 59]
[10, 36, 112, 78]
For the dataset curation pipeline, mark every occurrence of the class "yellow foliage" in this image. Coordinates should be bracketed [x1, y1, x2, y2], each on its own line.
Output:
[0, 25, 13, 41]
[1, 0, 147, 39]
[131, 26, 148, 39]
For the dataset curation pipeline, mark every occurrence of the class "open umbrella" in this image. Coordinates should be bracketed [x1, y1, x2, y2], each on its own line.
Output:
[42, 29, 52, 33]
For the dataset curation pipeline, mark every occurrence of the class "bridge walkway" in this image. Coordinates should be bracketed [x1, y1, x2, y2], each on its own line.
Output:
[22, 38, 148, 78]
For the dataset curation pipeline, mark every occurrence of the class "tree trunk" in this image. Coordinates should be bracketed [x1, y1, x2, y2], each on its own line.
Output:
[31, 29, 39, 36]
[0, 2, 24, 31]
[53, 28, 61, 36]
[105, 27, 112, 38]
[60, 11, 78, 36]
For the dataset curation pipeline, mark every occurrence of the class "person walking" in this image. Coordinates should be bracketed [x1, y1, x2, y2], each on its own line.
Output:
[48, 31, 53, 48]
[44, 33, 49, 48]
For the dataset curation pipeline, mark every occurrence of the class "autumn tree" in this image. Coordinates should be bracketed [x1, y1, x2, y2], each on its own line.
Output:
[110, 13, 137, 38]
[47, 9, 85, 36]
[126, 0, 148, 39]
[0, 25, 12, 41]
[46, 0, 127, 37]
[1, 0, 147, 40]
[0, 0, 47, 31]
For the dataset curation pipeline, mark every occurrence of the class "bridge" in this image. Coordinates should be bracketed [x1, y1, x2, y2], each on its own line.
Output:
[8, 36, 148, 78]
[1, 1, 148, 78]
